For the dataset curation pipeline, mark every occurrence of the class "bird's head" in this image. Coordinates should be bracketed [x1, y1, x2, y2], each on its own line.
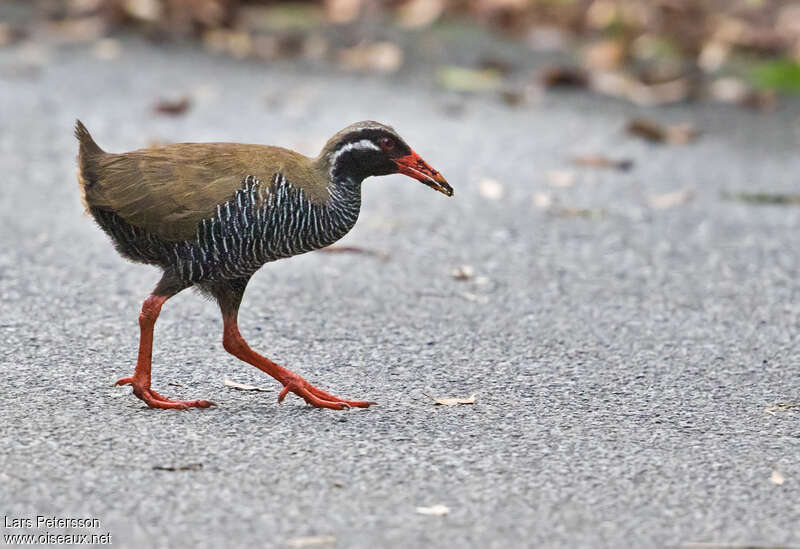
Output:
[319, 121, 453, 197]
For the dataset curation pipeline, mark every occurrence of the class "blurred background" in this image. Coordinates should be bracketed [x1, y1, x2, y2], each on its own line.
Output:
[3, 0, 800, 112]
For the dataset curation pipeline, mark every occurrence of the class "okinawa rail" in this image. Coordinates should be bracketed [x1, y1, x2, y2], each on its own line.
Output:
[75, 120, 452, 410]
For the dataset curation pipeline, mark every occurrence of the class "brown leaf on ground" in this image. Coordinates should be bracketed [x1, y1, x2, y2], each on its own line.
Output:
[338, 42, 403, 73]
[224, 378, 272, 392]
[152, 463, 203, 472]
[123, 0, 163, 22]
[499, 88, 532, 106]
[764, 402, 800, 415]
[551, 206, 606, 219]
[415, 504, 450, 515]
[437, 66, 502, 92]
[451, 265, 475, 281]
[318, 246, 391, 260]
[572, 155, 634, 171]
[45, 16, 107, 44]
[709, 78, 778, 112]
[397, 0, 444, 29]
[627, 78, 691, 106]
[424, 393, 476, 406]
[647, 188, 695, 209]
[287, 535, 336, 548]
[326, 0, 362, 24]
[154, 96, 191, 116]
[590, 72, 690, 106]
[546, 170, 576, 188]
[539, 66, 588, 89]
[459, 292, 489, 304]
[582, 40, 625, 71]
[0, 23, 25, 48]
[627, 118, 699, 144]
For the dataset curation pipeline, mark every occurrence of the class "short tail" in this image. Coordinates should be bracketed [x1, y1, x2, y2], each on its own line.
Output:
[75, 120, 105, 211]
[75, 119, 104, 157]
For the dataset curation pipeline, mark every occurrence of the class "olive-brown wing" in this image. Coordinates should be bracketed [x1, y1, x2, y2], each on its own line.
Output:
[81, 143, 324, 242]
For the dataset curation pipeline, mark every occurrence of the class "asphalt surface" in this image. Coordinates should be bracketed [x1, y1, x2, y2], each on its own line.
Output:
[1, 38, 799, 549]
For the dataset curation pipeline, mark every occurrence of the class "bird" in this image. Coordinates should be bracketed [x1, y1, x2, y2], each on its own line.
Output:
[75, 120, 452, 410]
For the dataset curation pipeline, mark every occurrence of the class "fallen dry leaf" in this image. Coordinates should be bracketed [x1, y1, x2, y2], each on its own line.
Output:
[552, 206, 606, 219]
[46, 16, 107, 44]
[539, 66, 588, 89]
[437, 66, 502, 92]
[770, 469, 785, 485]
[546, 170, 576, 188]
[451, 265, 474, 281]
[499, 88, 531, 106]
[154, 96, 191, 116]
[709, 77, 750, 103]
[415, 504, 450, 516]
[397, 0, 444, 28]
[532, 192, 553, 209]
[0, 23, 25, 48]
[626, 118, 669, 141]
[589, 70, 690, 105]
[625, 78, 691, 107]
[764, 402, 800, 415]
[582, 39, 625, 71]
[224, 377, 272, 392]
[627, 118, 699, 145]
[459, 292, 488, 304]
[698, 40, 730, 73]
[572, 155, 633, 171]
[318, 245, 391, 260]
[338, 42, 403, 73]
[152, 463, 203, 472]
[647, 188, 695, 209]
[709, 77, 777, 111]
[123, 0, 163, 21]
[424, 393, 476, 406]
[478, 178, 504, 200]
[287, 535, 336, 548]
[326, 0, 361, 24]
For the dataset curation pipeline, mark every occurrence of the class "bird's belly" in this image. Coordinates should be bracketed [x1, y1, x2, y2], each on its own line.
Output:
[179, 197, 360, 283]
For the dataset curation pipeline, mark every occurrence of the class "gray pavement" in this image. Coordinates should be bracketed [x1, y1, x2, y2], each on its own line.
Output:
[1, 39, 799, 548]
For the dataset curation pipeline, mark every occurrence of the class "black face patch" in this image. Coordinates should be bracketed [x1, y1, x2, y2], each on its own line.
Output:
[328, 126, 411, 181]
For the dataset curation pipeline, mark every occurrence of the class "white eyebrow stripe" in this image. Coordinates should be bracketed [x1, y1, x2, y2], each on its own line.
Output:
[329, 138, 381, 178]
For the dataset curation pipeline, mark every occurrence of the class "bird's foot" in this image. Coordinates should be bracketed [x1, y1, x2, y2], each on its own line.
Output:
[278, 374, 376, 410]
[114, 377, 216, 410]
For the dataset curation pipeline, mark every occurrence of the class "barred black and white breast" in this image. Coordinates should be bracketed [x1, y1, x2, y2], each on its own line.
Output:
[90, 174, 361, 284]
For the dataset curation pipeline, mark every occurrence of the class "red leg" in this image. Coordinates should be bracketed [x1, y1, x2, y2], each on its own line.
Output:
[115, 294, 215, 410]
[222, 316, 376, 410]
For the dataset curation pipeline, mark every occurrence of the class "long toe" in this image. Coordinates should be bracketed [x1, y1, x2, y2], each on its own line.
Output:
[136, 388, 216, 410]
[280, 376, 376, 409]
[303, 382, 376, 408]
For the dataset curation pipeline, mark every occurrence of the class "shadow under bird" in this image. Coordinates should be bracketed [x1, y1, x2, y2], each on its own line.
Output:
[75, 120, 452, 410]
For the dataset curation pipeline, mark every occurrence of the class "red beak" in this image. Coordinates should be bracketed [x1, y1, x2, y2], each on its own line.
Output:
[393, 151, 453, 197]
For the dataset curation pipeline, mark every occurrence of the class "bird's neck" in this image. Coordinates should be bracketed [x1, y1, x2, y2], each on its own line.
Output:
[325, 175, 362, 221]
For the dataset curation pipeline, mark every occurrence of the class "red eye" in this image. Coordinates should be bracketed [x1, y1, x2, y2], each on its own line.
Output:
[379, 137, 394, 151]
